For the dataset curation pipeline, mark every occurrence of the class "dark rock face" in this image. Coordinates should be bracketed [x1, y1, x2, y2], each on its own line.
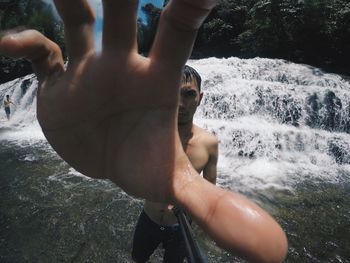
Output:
[305, 90, 350, 133]
[0, 57, 32, 84]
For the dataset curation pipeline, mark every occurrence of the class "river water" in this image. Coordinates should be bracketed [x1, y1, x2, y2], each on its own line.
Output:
[1, 57, 350, 262]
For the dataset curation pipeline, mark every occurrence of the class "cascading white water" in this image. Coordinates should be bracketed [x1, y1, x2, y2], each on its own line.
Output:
[1, 57, 350, 194]
[189, 57, 350, 193]
[0, 74, 43, 140]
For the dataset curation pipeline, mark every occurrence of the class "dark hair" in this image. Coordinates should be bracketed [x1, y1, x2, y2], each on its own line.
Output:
[182, 65, 202, 92]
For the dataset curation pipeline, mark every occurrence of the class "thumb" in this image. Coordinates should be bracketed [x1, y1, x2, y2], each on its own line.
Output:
[0, 29, 64, 83]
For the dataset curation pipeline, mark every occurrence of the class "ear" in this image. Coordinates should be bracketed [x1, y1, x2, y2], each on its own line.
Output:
[198, 92, 203, 106]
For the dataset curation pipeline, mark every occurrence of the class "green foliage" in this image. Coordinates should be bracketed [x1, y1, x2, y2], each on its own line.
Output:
[194, 0, 248, 57]
[1, 0, 349, 82]
[204, 19, 233, 44]
[138, 0, 350, 73]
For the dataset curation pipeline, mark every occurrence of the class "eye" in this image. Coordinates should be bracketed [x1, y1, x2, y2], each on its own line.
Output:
[184, 90, 197, 97]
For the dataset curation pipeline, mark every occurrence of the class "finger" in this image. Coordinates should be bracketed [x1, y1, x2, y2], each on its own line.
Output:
[174, 174, 288, 263]
[0, 30, 64, 83]
[101, 0, 138, 52]
[53, 0, 95, 62]
[149, 0, 218, 68]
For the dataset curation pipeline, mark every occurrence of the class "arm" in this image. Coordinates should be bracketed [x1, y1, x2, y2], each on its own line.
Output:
[196, 135, 286, 262]
[175, 170, 288, 263]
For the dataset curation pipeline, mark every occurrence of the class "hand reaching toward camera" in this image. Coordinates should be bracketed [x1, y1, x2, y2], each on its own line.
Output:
[0, 1, 287, 262]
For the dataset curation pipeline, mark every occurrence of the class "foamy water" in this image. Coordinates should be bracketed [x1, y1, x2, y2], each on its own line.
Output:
[2, 57, 350, 194]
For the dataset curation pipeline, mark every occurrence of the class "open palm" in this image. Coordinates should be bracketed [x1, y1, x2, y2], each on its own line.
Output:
[0, 1, 287, 262]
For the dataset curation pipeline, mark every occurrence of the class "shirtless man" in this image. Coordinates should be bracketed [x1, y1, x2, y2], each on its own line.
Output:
[4, 95, 14, 120]
[0, 1, 288, 262]
[132, 65, 218, 262]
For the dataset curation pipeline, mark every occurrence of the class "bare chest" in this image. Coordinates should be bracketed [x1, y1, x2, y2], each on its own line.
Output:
[184, 143, 209, 173]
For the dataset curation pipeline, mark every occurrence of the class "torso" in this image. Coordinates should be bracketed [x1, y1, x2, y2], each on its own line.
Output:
[4, 100, 11, 108]
[144, 124, 215, 225]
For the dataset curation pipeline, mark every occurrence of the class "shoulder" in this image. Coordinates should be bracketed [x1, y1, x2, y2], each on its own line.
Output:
[193, 124, 218, 154]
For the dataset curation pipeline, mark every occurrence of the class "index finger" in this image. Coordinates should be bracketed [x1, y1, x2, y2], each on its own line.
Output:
[53, 0, 95, 63]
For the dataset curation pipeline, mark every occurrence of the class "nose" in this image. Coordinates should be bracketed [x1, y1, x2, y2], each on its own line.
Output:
[178, 105, 185, 113]
[179, 97, 185, 108]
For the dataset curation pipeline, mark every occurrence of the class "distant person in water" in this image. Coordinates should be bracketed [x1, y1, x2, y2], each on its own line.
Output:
[4, 95, 14, 120]
[132, 65, 218, 263]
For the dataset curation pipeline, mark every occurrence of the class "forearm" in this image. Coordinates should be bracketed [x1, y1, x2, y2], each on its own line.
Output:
[174, 174, 288, 263]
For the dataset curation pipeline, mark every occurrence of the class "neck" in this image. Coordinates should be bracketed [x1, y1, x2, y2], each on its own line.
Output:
[178, 121, 193, 145]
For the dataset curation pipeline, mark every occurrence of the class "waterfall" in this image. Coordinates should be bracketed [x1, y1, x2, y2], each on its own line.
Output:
[0, 74, 43, 139]
[1, 57, 350, 193]
[189, 57, 350, 192]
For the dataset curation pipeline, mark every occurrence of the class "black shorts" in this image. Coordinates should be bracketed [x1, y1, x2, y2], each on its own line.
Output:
[131, 210, 186, 263]
[5, 107, 10, 115]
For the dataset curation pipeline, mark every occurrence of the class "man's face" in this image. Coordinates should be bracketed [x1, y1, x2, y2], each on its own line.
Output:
[178, 79, 203, 125]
